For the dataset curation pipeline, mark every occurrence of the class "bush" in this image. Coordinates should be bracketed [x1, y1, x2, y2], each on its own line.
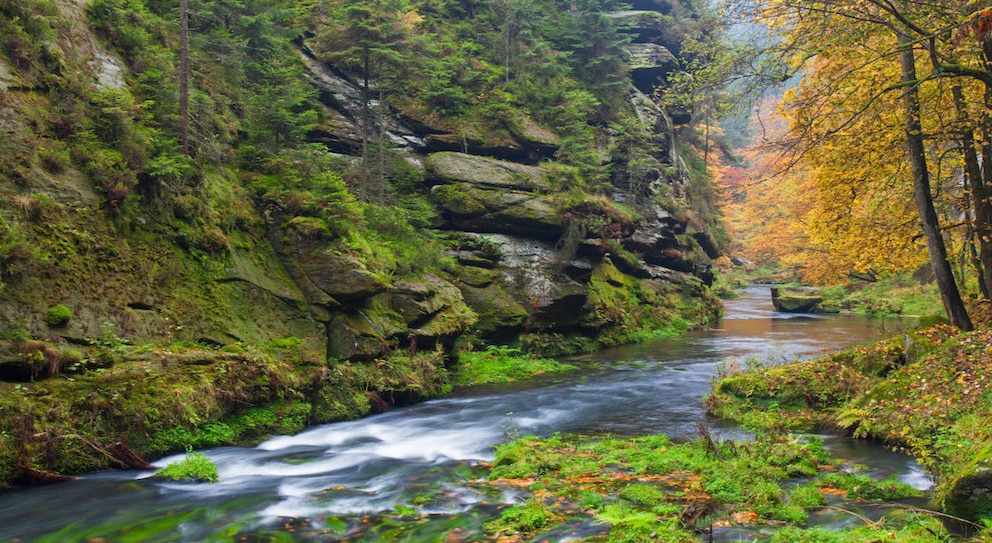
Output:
[154, 446, 219, 483]
[46, 304, 72, 327]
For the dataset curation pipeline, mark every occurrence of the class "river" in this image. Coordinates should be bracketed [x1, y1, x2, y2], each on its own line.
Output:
[0, 286, 931, 542]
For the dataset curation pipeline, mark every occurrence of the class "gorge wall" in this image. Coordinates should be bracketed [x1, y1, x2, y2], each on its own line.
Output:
[0, 0, 724, 481]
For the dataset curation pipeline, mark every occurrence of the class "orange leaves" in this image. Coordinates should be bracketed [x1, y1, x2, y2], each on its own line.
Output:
[973, 9, 992, 41]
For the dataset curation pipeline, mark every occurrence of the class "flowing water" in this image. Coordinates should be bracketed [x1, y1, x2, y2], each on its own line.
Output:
[0, 286, 931, 542]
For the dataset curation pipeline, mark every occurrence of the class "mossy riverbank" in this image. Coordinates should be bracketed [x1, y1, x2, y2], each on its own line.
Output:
[0, 334, 590, 487]
[480, 431, 937, 542]
[707, 324, 992, 534]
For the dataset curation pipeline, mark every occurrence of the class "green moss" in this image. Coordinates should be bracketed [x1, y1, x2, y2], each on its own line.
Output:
[154, 446, 219, 483]
[453, 345, 576, 386]
[483, 499, 554, 537]
[45, 304, 72, 327]
[818, 473, 922, 500]
[706, 358, 870, 433]
[483, 431, 939, 540]
[430, 184, 487, 216]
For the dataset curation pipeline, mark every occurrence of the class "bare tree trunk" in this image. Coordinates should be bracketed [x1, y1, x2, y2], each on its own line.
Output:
[179, 0, 189, 155]
[898, 30, 972, 330]
[360, 48, 370, 201]
[378, 88, 387, 204]
[952, 84, 992, 299]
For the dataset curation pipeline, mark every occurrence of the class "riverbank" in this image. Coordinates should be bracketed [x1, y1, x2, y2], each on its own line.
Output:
[0, 336, 586, 487]
[707, 324, 992, 531]
[483, 431, 937, 542]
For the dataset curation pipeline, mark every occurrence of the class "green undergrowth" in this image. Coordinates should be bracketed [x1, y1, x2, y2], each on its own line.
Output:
[707, 324, 992, 527]
[483, 432, 930, 542]
[816, 276, 944, 317]
[453, 345, 577, 386]
[154, 445, 219, 483]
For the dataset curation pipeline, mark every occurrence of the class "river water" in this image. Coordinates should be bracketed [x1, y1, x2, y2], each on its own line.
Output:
[0, 286, 931, 542]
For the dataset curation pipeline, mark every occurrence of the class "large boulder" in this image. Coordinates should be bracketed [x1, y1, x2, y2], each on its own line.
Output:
[627, 43, 678, 93]
[299, 251, 389, 301]
[943, 449, 992, 523]
[627, 43, 675, 70]
[771, 286, 824, 313]
[325, 274, 477, 360]
[431, 183, 562, 240]
[385, 274, 477, 337]
[425, 152, 550, 191]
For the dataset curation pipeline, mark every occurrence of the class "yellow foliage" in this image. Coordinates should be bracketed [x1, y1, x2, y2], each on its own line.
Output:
[722, 0, 986, 285]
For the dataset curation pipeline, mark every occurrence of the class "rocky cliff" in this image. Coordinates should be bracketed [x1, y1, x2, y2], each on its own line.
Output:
[0, 0, 723, 482]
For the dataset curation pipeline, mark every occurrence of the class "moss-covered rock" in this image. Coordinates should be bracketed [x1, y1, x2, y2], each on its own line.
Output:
[770, 286, 824, 313]
[299, 251, 389, 302]
[425, 152, 550, 191]
[432, 182, 563, 240]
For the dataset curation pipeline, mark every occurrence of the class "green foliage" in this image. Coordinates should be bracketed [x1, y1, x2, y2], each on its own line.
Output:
[707, 356, 872, 433]
[453, 345, 576, 386]
[484, 430, 935, 541]
[483, 499, 554, 536]
[45, 305, 71, 327]
[816, 275, 943, 317]
[708, 326, 992, 523]
[154, 446, 219, 483]
[818, 473, 922, 501]
[768, 515, 954, 543]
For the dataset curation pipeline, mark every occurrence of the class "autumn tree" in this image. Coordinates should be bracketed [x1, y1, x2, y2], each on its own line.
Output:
[751, 0, 991, 329]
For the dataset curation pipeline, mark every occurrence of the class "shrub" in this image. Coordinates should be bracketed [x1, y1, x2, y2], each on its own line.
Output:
[154, 446, 219, 483]
[46, 304, 72, 327]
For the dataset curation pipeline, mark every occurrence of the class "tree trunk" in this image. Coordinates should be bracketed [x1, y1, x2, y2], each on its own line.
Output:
[951, 84, 992, 299]
[179, 0, 189, 155]
[378, 87, 387, 205]
[898, 30, 973, 330]
[361, 48, 370, 201]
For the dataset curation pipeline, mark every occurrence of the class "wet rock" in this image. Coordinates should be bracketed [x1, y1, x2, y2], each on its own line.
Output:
[387, 274, 473, 330]
[945, 465, 992, 523]
[326, 310, 403, 360]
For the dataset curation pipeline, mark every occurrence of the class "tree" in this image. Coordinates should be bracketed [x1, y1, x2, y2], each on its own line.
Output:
[313, 0, 413, 200]
[753, 0, 984, 328]
[179, 0, 189, 155]
[897, 28, 971, 329]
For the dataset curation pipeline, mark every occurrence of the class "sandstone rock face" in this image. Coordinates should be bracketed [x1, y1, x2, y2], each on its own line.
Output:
[432, 183, 563, 240]
[627, 43, 675, 70]
[771, 286, 824, 313]
[299, 252, 389, 301]
[425, 152, 550, 191]
[285, 3, 723, 359]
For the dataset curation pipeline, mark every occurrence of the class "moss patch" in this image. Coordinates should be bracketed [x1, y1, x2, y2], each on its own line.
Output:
[707, 325, 992, 523]
[483, 432, 929, 541]
[453, 345, 576, 386]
